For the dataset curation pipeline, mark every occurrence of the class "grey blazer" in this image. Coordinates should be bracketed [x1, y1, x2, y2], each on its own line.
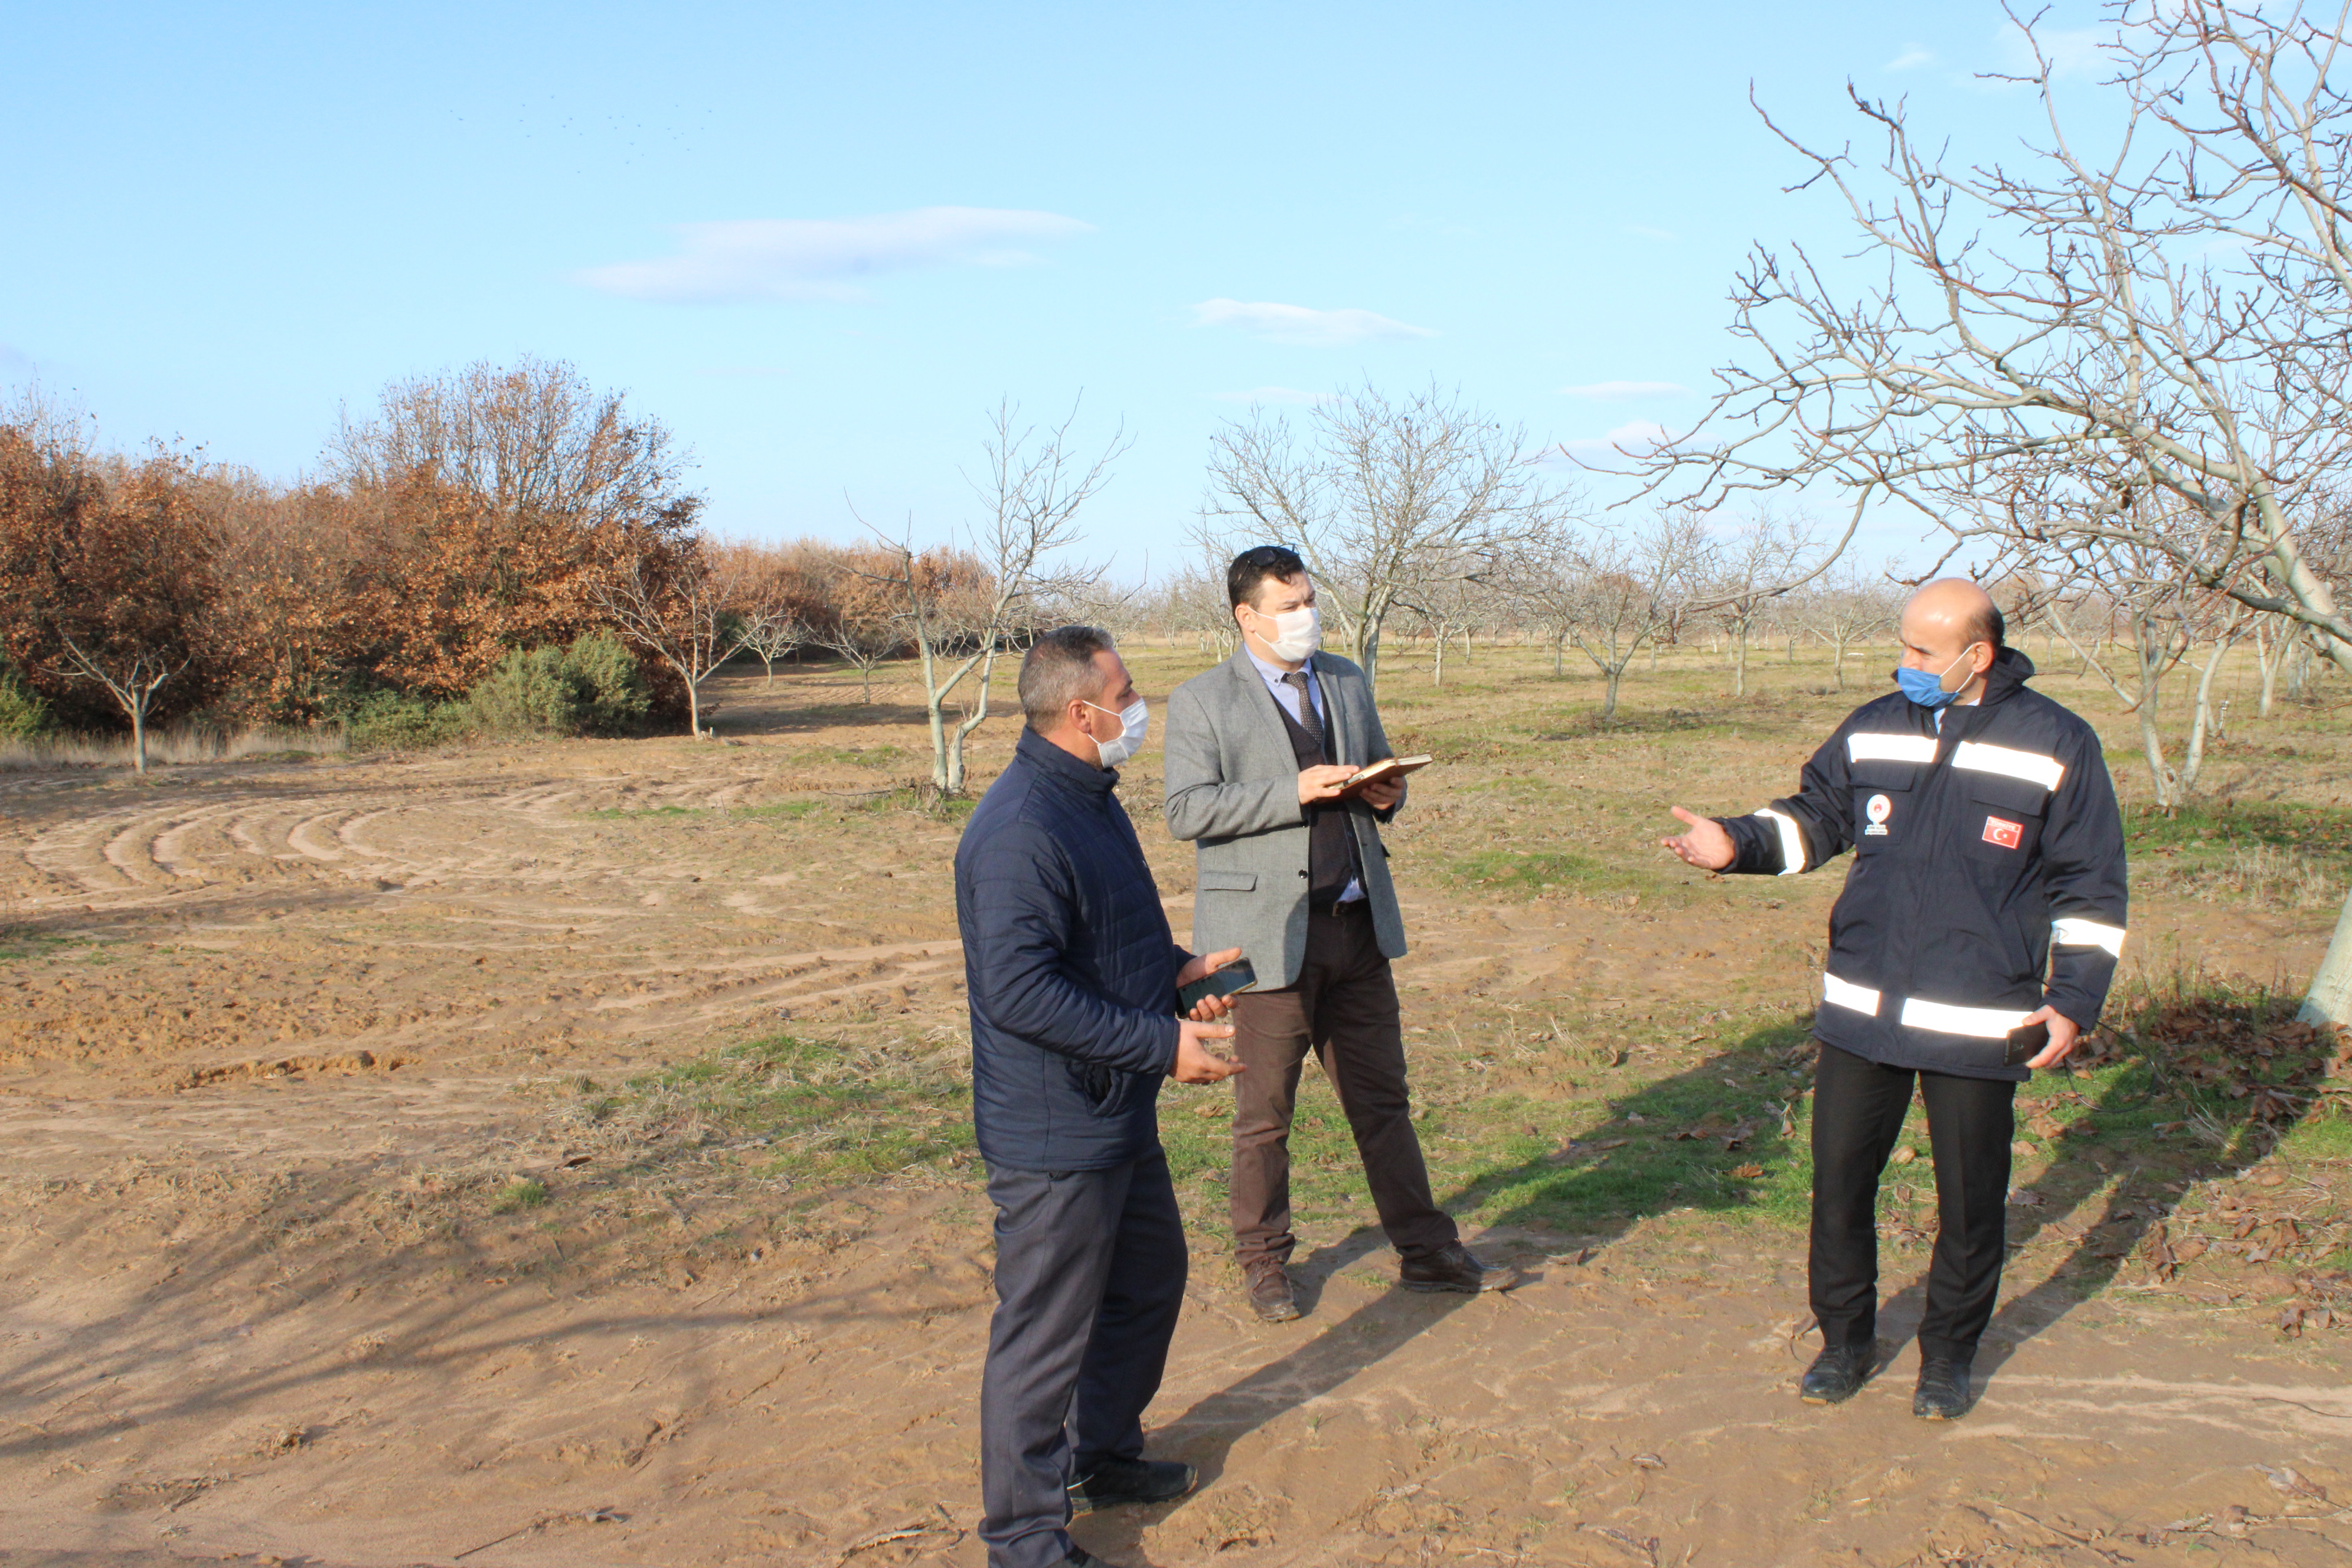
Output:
[1162, 649, 1408, 988]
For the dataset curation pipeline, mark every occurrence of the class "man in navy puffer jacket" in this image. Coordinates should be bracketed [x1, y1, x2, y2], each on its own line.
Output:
[956, 625, 1245, 1568]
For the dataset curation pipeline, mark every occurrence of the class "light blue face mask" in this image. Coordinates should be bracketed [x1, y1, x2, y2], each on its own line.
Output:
[1896, 646, 1977, 708]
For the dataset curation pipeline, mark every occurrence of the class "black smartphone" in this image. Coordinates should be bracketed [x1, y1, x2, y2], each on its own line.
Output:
[2004, 1020, 2051, 1068]
[1178, 958, 1259, 1015]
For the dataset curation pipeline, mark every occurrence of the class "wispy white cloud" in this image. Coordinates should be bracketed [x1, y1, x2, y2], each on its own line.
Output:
[1210, 386, 1339, 406]
[1189, 298, 1435, 347]
[1623, 223, 1678, 242]
[1990, 21, 2109, 83]
[1557, 380, 1688, 400]
[1551, 421, 1673, 460]
[576, 207, 1093, 303]
[1886, 44, 1934, 71]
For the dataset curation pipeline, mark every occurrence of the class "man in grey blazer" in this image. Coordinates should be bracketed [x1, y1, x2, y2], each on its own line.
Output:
[1164, 545, 1507, 1321]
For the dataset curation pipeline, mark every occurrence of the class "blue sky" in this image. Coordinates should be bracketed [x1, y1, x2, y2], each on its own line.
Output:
[2, 2, 2118, 577]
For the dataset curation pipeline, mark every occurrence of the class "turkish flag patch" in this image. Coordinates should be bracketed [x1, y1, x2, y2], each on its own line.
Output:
[1982, 815, 2023, 849]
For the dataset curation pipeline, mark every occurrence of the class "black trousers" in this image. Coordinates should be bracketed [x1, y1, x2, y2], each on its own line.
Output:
[1809, 1041, 2016, 1364]
[980, 1148, 1186, 1568]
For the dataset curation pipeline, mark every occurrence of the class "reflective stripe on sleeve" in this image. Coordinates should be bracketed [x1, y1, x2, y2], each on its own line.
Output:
[1847, 732, 1939, 765]
[1951, 741, 2066, 792]
[1899, 997, 2034, 1039]
[2053, 916, 2126, 957]
[1822, 973, 1881, 1015]
[1755, 807, 1806, 876]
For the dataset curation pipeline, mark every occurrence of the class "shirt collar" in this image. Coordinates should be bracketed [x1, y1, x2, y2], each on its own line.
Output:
[1243, 645, 1312, 684]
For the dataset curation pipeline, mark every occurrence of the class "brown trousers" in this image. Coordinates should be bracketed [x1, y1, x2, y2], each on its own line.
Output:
[1228, 901, 1456, 1268]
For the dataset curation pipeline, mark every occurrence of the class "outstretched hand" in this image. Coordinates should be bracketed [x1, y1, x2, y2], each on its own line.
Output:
[1660, 806, 1736, 871]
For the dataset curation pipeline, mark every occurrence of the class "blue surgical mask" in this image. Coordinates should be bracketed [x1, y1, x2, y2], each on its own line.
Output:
[1896, 648, 1975, 708]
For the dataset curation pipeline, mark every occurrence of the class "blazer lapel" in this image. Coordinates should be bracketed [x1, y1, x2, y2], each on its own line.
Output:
[1228, 651, 1298, 756]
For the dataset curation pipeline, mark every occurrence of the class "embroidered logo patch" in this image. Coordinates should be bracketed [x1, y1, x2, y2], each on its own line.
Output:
[1982, 815, 2023, 850]
[1863, 793, 1892, 836]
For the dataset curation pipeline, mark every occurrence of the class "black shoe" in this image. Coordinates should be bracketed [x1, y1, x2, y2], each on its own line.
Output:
[1399, 1243, 1516, 1293]
[1798, 1341, 1874, 1405]
[1913, 1355, 1975, 1420]
[1244, 1262, 1301, 1323]
[1067, 1456, 1198, 1515]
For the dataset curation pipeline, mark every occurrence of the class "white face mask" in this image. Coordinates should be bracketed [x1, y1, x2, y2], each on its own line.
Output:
[1250, 603, 1321, 663]
[1082, 699, 1149, 768]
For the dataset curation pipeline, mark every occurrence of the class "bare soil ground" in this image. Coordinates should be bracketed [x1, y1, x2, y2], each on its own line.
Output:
[1, 645, 2348, 1567]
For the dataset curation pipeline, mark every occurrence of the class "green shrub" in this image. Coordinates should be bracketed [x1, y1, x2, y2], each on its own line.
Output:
[563, 632, 649, 736]
[344, 690, 472, 751]
[465, 635, 651, 739]
[468, 646, 584, 736]
[0, 665, 50, 740]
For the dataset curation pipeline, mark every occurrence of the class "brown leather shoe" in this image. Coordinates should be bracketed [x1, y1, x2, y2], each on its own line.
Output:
[1399, 1243, 1515, 1293]
[1244, 1262, 1301, 1322]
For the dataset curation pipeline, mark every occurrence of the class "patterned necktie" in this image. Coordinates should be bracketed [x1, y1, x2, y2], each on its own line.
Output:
[1282, 671, 1324, 753]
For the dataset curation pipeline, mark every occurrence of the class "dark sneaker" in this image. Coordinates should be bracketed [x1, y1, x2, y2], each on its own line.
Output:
[1244, 1262, 1301, 1322]
[1798, 1341, 1874, 1405]
[1913, 1356, 1975, 1420]
[1399, 1243, 1516, 1293]
[1067, 1456, 1198, 1515]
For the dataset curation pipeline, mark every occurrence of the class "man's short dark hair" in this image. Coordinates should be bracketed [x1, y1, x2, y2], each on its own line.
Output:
[1019, 625, 1117, 730]
[1968, 603, 2008, 651]
[1227, 545, 1308, 609]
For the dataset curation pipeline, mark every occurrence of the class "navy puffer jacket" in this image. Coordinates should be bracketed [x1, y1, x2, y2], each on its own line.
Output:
[955, 727, 1191, 1171]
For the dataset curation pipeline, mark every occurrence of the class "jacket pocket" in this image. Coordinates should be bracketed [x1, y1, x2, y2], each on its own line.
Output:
[1069, 1061, 1142, 1119]
[1197, 869, 1258, 892]
[1963, 775, 2046, 863]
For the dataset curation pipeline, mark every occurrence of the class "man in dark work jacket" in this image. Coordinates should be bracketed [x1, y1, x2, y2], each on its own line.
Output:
[955, 625, 1246, 1568]
[1165, 545, 1508, 1323]
[1664, 579, 2127, 1421]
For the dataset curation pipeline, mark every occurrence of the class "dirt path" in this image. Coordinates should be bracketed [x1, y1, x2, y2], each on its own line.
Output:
[1, 662, 2347, 1565]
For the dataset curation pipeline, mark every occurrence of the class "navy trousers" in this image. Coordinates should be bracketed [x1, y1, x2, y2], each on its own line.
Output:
[979, 1148, 1187, 1568]
[1809, 1041, 2017, 1363]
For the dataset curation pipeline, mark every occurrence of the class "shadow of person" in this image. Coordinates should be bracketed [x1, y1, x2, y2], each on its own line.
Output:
[1149, 1015, 1820, 1485]
[1969, 982, 2338, 1384]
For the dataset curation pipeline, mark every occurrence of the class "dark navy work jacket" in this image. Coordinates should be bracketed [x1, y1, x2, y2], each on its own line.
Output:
[954, 727, 1190, 1171]
[1716, 649, 2128, 1081]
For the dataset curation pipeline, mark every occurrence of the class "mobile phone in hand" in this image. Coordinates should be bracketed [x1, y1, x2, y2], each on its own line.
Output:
[2003, 1020, 2050, 1068]
[1178, 958, 1259, 1015]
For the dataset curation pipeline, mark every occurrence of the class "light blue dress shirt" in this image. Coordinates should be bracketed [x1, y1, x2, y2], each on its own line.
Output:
[1243, 646, 1363, 904]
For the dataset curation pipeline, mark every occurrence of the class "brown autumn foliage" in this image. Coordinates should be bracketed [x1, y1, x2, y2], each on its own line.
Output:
[0, 363, 1015, 742]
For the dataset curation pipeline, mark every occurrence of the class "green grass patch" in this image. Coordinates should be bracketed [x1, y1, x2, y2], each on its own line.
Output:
[1445, 848, 1652, 900]
[578, 1032, 974, 1182]
[492, 1178, 550, 1213]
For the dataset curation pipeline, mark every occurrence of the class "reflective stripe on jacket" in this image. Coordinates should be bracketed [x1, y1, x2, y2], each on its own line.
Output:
[1716, 648, 2127, 1080]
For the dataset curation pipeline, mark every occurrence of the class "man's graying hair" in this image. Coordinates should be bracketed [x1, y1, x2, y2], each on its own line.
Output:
[1020, 625, 1118, 730]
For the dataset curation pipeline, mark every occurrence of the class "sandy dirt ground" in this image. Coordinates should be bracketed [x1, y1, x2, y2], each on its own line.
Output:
[0, 655, 2347, 1567]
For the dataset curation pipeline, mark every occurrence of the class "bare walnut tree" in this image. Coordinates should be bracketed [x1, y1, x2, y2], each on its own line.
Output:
[1200, 383, 1559, 692]
[1637, 0, 2352, 1020]
[590, 535, 746, 739]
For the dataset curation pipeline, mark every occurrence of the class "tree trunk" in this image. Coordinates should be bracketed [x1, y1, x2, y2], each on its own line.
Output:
[2300, 893, 2352, 1026]
[130, 701, 147, 776]
[1602, 663, 1623, 721]
[2178, 636, 2232, 796]
[2256, 620, 2279, 718]
[1831, 633, 1847, 689]
[1733, 625, 1749, 698]
[1432, 627, 1446, 687]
